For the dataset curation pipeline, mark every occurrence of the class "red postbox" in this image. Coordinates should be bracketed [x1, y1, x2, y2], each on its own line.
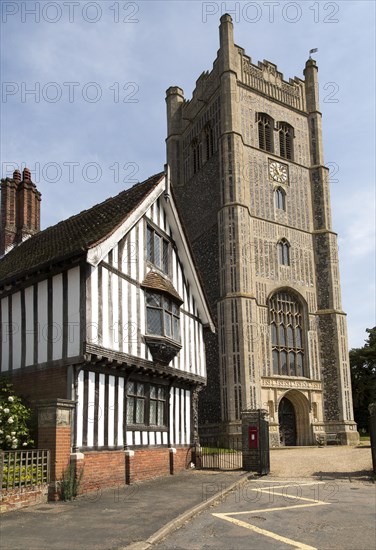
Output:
[248, 426, 258, 449]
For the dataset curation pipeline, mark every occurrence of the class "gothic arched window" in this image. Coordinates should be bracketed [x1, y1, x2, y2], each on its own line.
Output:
[275, 187, 286, 210]
[257, 113, 274, 152]
[278, 122, 294, 160]
[278, 239, 290, 266]
[270, 291, 305, 377]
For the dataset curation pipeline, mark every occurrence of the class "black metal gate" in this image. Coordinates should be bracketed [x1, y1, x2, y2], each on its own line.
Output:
[193, 436, 242, 470]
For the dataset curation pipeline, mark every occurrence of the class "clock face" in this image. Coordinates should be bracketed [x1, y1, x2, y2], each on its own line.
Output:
[269, 161, 288, 183]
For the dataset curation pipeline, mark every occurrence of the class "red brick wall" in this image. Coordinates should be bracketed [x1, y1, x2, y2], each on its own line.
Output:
[79, 451, 125, 493]
[131, 448, 170, 482]
[78, 447, 192, 493]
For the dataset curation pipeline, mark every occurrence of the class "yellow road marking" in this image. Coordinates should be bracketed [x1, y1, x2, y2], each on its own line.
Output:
[254, 482, 326, 490]
[255, 480, 325, 484]
[260, 490, 326, 504]
[212, 481, 331, 549]
[223, 501, 327, 515]
[213, 513, 318, 550]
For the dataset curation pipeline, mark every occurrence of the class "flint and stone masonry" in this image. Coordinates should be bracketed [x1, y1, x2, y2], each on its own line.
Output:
[166, 14, 358, 445]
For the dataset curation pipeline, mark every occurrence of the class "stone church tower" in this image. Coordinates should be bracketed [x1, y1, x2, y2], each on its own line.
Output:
[166, 14, 358, 445]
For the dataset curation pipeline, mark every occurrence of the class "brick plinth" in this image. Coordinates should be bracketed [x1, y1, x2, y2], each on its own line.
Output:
[36, 399, 75, 499]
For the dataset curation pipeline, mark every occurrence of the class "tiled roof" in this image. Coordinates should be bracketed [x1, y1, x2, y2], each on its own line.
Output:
[0, 172, 164, 285]
[141, 271, 183, 304]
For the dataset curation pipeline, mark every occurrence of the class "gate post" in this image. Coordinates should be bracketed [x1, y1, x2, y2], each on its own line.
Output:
[241, 409, 270, 475]
[369, 403, 376, 474]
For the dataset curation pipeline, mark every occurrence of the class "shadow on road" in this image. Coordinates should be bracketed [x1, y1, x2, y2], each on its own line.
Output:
[312, 469, 374, 481]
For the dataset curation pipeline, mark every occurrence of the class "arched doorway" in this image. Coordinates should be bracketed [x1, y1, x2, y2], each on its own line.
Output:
[278, 397, 297, 446]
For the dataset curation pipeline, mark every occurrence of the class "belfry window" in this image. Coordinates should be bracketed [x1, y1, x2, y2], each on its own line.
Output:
[257, 113, 274, 152]
[278, 239, 290, 266]
[205, 124, 214, 161]
[270, 291, 305, 377]
[278, 122, 294, 160]
[275, 187, 286, 210]
[192, 139, 201, 174]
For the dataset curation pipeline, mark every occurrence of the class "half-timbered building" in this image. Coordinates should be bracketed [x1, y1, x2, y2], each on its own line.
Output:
[0, 169, 214, 491]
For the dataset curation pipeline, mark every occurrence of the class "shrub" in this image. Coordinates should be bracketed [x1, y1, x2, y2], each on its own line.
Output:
[0, 377, 34, 450]
[58, 464, 83, 501]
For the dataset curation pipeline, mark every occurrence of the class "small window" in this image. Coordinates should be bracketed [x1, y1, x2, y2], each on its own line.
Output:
[146, 291, 180, 342]
[126, 381, 145, 425]
[278, 122, 294, 160]
[275, 187, 286, 210]
[257, 113, 274, 152]
[278, 239, 290, 266]
[149, 384, 167, 427]
[147, 225, 169, 273]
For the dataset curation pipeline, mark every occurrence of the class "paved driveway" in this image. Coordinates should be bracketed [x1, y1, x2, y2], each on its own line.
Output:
[154, 477, 376, 549]
[269, 445, 373, 479]
[154, 445, 374, 549]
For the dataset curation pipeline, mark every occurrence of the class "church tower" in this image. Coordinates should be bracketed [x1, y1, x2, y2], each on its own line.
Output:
[166, 14, 358, 445]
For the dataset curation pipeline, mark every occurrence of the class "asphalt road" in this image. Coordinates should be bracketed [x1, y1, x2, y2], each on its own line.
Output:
[154, 478, 376, 550]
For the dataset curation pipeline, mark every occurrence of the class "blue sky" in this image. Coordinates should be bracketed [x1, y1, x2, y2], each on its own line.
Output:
[1, 0, 375, 348]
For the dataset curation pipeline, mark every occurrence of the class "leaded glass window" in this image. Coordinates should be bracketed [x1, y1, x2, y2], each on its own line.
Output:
[147, 225, 169, 274]
[126, 381, 145, 425]
[149, 384, 167, 427]
[269, 291, 306, 377]
[146, 292, 180, 342]
[126, 381, 167, 427]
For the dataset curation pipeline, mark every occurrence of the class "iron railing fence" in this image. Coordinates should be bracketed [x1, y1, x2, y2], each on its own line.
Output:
[194, 436, 243, 470]
[1, 449, 50, 491]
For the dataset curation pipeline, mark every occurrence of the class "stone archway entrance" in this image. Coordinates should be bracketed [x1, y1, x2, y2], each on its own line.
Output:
[278, 390, 311, 446]
[278, 397, 297, 446]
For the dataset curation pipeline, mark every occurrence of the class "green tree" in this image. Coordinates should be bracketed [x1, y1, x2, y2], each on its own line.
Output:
[0, 377, 34, 450]
[350, 327, 376, 432]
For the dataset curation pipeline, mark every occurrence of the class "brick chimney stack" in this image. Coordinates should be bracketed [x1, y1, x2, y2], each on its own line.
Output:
[0, 167, 41, 257]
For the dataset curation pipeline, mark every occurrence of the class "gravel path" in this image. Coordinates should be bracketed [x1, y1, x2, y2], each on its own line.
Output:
[270, 445, 373, 479]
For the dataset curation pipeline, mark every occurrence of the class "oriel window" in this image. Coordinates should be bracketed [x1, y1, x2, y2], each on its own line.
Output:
[146, 292, 180, 342]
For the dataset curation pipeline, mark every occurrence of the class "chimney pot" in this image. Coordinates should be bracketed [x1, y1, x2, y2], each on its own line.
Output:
[13, 169, 21, 182]
[23, 167, 31, 182]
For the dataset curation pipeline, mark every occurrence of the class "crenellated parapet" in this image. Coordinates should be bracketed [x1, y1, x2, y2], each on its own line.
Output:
[240, 54, 305, 111]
